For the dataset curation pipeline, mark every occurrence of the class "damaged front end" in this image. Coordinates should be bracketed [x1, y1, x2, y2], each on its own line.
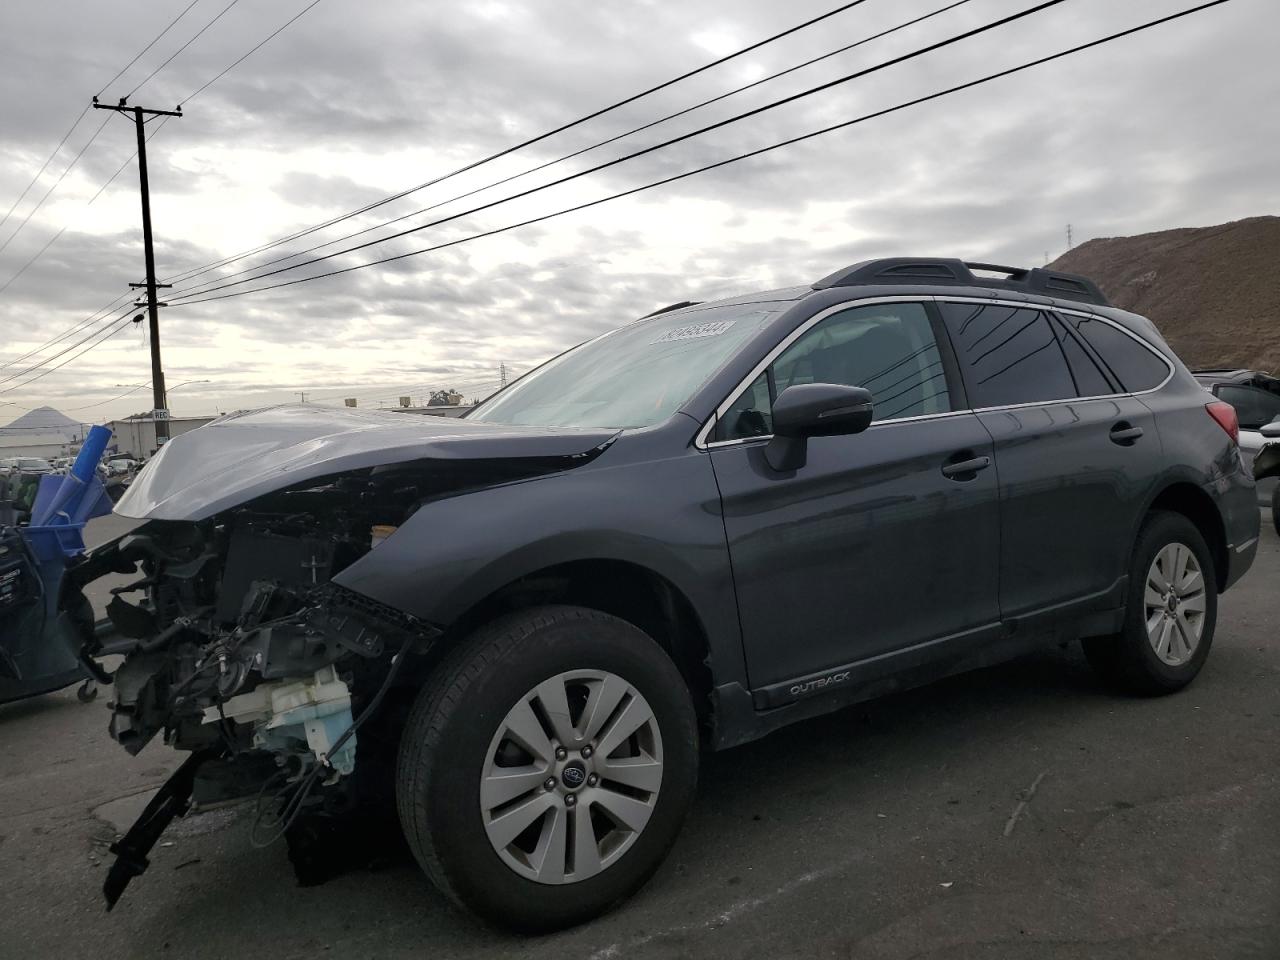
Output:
[79, 480, 440, 906]
[99, 508, 426, 768]
[64, 405, 618, 907]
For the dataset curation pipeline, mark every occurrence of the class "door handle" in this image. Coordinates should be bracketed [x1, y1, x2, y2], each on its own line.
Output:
[941, 455, 991, 479]
[1109, 423, 1144, 445]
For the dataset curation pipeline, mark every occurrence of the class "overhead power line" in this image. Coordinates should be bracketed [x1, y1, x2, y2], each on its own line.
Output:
[171, 0, 1071, 302]
[0, 114, 174, 375]
[0, 104, 92, 240]
[172, 0, 1234, 307]
[0, 306, 137, 389]
[1, 0, 321, 303]
[170, 0, 978, 298]
[96, 0, 204, 98]
[0, 113, 112, 258]
[124, 0, 245, 99]
[160, 0, 876, 287]
[180, 0, 325, 107]
[0, 294, 133, 371]
[0, 116, 175, 296]
[63, 382, 151, 412]
[0, 0, 201, 245]
[0, 311, 137, 397]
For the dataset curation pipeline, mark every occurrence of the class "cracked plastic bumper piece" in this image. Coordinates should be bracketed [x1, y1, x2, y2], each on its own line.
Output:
[103, 751, 213, 910]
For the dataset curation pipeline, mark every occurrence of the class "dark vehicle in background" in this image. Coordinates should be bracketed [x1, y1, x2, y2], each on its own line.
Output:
[70, 258, 1258, 931]
[0, 457, 56, 522]
[11, 457, 54, 475]
[1193, 369, 1280, 512]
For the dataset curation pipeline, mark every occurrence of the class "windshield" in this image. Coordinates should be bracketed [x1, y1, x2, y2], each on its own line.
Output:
[470, 303, 780, 429]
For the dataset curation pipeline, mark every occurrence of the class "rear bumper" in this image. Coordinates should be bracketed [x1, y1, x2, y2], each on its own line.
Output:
[1213, 466, 1261, 592]
[1224, 534, 1260, 592]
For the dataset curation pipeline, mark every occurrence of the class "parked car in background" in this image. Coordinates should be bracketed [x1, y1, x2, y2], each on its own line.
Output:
[0, 458, 54, 520]
[75, 258, 1258, 930]
[14, 458, 53, 475]
[1193, 369, 1280, 507]
[1251, 424, 1280, 534]
[105, 457, 137, 477]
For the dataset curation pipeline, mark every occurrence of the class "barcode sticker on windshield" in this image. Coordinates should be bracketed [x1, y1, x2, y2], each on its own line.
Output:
[651, 320, 736, 343]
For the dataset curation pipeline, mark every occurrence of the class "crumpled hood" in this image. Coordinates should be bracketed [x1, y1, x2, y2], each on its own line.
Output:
[114, 404, 617, 521]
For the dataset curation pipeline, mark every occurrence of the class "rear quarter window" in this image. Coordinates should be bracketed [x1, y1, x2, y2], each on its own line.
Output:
[1065, 316, 1170, 392]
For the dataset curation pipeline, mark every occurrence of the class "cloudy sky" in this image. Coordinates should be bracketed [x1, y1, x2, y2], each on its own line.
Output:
[0, 0, 1274, 423]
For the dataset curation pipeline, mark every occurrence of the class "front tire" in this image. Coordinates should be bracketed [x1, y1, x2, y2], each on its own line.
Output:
[1083, 510, 1217, 694]
[396, 605, 699, 931]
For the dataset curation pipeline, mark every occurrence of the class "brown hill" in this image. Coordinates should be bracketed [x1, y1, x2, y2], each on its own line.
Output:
[1049, 216, 1280, 373]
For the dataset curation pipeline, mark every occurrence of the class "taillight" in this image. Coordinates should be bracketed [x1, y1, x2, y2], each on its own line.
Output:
[1207, 401, 1239, 445]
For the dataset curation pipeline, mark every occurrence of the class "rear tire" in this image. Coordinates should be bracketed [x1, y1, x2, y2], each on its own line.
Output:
[396, 605, 698, 932]
[1270, 484, 1280, 538]
[1083, 511, 1216, 695]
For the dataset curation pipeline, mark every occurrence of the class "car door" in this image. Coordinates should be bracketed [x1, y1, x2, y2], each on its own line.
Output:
[706, 299, 1002, 703]
[938, 301, 1164, 622]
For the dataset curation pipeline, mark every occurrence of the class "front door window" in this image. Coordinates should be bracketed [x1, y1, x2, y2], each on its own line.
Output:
[714, 302, 949, 441]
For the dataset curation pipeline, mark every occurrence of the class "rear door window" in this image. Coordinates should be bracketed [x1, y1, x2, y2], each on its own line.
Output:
[1064, 316, 1170, 392]
[940, 303, 1077, 408]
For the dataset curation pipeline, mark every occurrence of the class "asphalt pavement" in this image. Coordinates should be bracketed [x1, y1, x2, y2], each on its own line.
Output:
[0, 512, 1276, 959]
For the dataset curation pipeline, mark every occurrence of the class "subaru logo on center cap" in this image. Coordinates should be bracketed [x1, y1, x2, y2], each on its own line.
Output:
[561, 763, 587, 788]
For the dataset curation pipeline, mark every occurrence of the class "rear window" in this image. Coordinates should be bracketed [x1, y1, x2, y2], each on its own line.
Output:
[1064, 316, 1170, 392]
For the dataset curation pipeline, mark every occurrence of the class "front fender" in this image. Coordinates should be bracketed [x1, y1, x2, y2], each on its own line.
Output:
[331, 449, 748, 687]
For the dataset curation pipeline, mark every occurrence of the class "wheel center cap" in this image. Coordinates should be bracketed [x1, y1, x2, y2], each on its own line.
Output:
[1167, 593, 1178, 613]
[561, 761, 588, 790]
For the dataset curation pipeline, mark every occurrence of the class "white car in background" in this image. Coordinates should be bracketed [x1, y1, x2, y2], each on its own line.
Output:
[1192, 371, 1280, 535]
[1194, 369, 1280, 511]
[105, 458, 138, 477]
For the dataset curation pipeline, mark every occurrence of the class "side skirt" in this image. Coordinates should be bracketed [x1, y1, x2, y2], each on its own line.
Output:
[710, 578, 1128, 751]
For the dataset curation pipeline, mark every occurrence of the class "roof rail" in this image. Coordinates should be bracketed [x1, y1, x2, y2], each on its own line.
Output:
[812, 257, 1109, 307]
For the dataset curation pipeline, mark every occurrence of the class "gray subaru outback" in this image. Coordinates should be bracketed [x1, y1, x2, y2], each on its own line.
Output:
[68, 258, 1258, 930]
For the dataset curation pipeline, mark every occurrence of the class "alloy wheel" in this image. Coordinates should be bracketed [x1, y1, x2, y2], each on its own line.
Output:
[480, 669, 664, 884]
[1144, 542, 1207, 667]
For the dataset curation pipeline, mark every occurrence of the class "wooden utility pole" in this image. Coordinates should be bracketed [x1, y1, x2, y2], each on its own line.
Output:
[92, 97, 182, 449]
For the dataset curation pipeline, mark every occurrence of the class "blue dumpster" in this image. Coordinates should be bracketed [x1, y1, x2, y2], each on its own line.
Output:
[0, 425, 114, 704]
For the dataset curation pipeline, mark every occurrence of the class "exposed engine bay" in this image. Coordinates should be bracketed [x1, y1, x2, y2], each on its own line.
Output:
[89, 472, 440, 766]
[69, 465, 455, 904]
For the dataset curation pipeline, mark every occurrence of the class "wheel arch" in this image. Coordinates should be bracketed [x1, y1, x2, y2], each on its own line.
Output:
[1144, 482, 1229, 590]
[439, 558, 716, 729]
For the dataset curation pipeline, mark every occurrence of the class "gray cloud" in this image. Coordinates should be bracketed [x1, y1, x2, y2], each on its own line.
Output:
[0, 0, 1276, 421]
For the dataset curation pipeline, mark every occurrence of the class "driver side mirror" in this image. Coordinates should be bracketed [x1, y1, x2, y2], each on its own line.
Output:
[765, 383, 874, 472]
[1260, 419, 1280, 439]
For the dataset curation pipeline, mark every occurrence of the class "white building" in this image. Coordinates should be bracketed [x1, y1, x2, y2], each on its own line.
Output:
[106, 415, 218, 460]
[0, 433, 78, 460]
